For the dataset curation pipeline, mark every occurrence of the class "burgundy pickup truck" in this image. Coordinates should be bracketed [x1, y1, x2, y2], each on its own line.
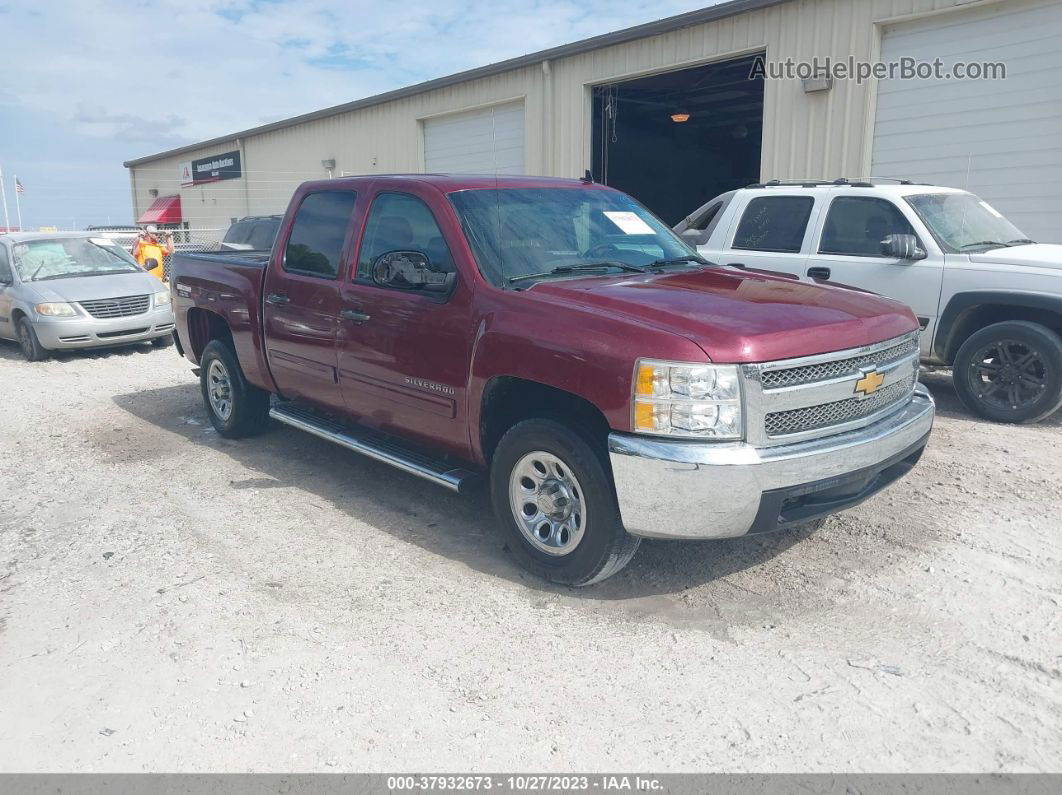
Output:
[171, 174, 935, 585]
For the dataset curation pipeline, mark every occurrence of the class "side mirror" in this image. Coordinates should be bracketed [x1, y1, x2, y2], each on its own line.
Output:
[372, 251, 456, 293]
[144, 257, 160, 271]
[881, 234, 927, 261]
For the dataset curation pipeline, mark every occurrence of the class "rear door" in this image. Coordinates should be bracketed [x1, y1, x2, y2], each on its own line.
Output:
[718, 193, 818, 276]
[262, 189, 361, 412]
[336, 188, 473, 458]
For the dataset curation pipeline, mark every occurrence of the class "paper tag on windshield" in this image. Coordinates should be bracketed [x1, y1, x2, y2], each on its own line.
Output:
[979, 200, 1004, 219]
[603, 211, 654, 235]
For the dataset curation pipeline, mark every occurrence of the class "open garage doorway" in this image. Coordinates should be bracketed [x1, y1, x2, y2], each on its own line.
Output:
[592, 53, 764, 225]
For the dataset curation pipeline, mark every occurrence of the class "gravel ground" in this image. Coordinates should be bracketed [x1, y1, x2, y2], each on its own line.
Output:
[0, 339, 1059, 773]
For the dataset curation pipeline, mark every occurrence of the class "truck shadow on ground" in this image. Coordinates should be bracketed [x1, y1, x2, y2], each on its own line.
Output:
[112, 382, 826, 601]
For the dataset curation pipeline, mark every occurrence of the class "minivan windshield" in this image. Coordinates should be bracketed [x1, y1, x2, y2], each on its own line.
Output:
[12, 237, 141, 281]
[906, 192, 1033, 253]
[449, 187, 702, 286]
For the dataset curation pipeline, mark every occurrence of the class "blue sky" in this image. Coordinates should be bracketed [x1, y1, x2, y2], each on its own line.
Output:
[0, 0, 715, 230]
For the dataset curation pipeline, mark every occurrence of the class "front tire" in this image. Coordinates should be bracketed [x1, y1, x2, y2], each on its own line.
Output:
[16, 317, 49, 362]
[953, 321, 1062, 423]
[199, 339, 271, 438]
[490, 418, 640, 586]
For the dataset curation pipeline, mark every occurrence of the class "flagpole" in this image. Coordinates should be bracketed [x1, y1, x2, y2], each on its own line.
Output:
[13, 174, 23, 231]
[0, 166, 9, 231]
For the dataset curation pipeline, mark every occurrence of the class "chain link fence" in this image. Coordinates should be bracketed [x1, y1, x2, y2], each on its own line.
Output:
[82, 226, 227, 279]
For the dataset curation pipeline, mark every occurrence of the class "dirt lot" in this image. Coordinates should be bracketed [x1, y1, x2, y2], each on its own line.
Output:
[0, 339, 1059, 773]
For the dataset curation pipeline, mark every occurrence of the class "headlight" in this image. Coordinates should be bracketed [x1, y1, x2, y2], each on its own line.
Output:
[34, 302, 77, 317]
[633, 360, 743, 439]
[153, 290, 171, 307]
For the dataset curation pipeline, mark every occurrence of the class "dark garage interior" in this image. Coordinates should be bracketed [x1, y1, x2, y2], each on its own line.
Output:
[592, 53, 764, 226]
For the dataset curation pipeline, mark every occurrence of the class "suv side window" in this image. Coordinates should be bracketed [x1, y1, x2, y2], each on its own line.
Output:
[732, 196, 814, 253]
[820, 197, 917, 257]
[356, 193, 455, 281]
[0, 246, 11, 283]
[283, 191, 358, 278]
[249, 219, 279, 250]
[224, 219, 252, 245]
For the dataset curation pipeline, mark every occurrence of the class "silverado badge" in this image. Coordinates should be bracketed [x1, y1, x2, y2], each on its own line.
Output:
[854, 368, 886, 397]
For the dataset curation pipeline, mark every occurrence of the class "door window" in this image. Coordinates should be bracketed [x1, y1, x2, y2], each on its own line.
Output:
[732, 196, 814, 253]
[283, 191, 357, 278]
[0, 247, 11, 282]
[820, 197, 917, 256]
[356, 193, 454, 281]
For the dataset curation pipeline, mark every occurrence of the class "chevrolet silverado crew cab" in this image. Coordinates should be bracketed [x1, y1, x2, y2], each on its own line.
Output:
[677, 180, 1062, 424]
[171, 174, 934, 585]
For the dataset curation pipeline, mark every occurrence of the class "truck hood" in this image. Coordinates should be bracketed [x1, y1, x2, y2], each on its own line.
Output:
[530, 268, 917, 363]
[23, 271, 159, 304]
[967, 243, 1062, 270]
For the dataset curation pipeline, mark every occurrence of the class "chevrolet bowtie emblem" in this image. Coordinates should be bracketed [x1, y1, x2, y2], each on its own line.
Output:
[854, 369, 886, 397]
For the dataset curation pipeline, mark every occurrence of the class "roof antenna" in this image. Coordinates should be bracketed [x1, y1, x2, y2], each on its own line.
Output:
[581, 169, 594, 184]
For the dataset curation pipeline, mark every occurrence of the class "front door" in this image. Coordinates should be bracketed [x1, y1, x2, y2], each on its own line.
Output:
[262, 189, 360, 412]
[336, 190, 473, 459]
[0, 246, 14, 340]
[808, 196, 944, 355]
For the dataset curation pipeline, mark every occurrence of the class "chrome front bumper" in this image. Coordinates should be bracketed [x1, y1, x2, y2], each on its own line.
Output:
[608, 385, 935, 540]
[33, 308, 175, 349]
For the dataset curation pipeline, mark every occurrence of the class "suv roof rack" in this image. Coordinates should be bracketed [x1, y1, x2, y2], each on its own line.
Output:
[746, 177, 931, 189]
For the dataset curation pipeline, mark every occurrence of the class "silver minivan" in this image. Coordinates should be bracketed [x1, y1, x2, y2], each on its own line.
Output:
[0, 232, 175, 361]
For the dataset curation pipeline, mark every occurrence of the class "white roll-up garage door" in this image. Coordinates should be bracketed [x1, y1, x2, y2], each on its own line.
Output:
[871, 0, 1062, 242]
[423, 101, 525, 175]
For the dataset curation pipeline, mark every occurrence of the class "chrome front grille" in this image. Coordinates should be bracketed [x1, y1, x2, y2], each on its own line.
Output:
[742, 332, 920, 445]
[760, 337, 918, 390]
[764, 375, 916, 437]
[78, 295, 150, 319]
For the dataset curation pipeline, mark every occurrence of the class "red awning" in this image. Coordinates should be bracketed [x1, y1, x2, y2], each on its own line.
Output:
[137, 195, 182, 224]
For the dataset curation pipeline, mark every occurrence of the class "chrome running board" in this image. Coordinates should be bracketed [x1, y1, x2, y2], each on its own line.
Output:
[269, 403, 477, 493]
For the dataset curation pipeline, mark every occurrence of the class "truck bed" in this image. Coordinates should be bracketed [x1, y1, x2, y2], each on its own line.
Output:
[170, 250, 275, 392]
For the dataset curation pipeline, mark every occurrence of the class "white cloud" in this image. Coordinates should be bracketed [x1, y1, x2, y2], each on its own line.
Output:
[3, 0, 713, 154]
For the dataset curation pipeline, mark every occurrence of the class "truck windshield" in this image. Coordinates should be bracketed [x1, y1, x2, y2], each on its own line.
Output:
[12, 237, 141, 281]
[449, 187, 700, 286]
[906, 192, 1032, 253]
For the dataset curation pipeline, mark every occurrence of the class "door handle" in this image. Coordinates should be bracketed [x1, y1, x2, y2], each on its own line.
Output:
[807, 267, 831, 280]
[340, 308, 371, 324]
[265, 293, 290, 305]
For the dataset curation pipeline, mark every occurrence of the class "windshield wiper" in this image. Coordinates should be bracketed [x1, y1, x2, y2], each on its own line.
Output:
[507, 262, 649, 285]
[1006, 238, 1036, 246]
[647, 255, 712, 268]
[35, 269, 131, 281]
[960, 241, 1009, 251]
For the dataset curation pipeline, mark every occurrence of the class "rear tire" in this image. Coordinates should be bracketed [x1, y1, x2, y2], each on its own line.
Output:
[490, 418, 640, 586]
[199, 339, 271, 438]
[953, 321, 1062, 423]
[16, 317, 49, 362]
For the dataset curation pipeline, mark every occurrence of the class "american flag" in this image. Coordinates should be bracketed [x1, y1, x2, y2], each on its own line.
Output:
[15, 177, 24, 194]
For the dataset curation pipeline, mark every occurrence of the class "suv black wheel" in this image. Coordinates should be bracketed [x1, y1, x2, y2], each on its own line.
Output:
[953, 321, 1062, 423]
[16, 317, 50, 362]
[199, 339, 272, 437]
[490, 418, 640, 586]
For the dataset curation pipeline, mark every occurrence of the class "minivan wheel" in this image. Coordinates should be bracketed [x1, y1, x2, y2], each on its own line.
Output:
[16, 318, 50, 362]
[199, 339, 271, 438]
[953, 321, 1062, 423]
[490, 418, 640, 586]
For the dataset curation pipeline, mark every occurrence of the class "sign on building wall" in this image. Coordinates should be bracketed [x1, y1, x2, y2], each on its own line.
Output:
[180, 150, 242, 186]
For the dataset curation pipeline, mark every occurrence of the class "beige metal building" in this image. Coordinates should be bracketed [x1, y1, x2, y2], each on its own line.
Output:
[124, 0, 1062, 242]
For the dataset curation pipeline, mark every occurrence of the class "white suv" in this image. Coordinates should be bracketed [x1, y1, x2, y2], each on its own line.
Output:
[678, 180, 1062, 423]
